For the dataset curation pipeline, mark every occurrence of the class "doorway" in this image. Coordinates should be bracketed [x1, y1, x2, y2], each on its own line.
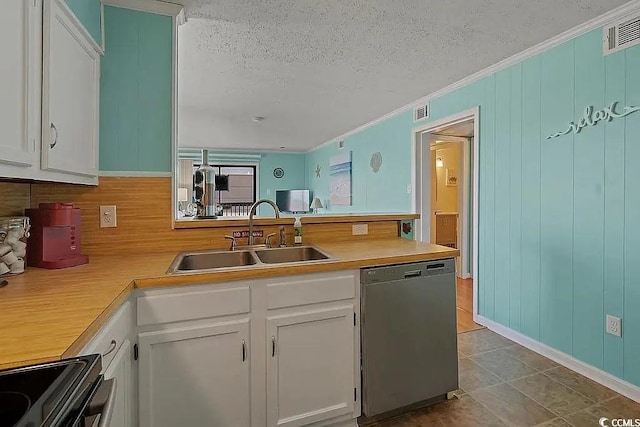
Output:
[412, 107, 481, 333]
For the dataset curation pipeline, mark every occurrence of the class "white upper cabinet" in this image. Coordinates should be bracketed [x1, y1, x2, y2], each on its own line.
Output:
[0, 0, 41, 170]
[41, 0, 100, 179]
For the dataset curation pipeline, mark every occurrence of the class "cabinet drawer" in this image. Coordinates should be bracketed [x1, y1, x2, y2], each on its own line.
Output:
[267, 273, 357, 310]
[82, 301, 132, 370]
[137, 285, 250, 326]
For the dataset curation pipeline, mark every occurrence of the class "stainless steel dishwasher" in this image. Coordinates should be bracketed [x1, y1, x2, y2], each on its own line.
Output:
[361, 258, 458, 417]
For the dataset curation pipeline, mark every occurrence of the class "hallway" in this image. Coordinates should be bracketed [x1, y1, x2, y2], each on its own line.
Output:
[457, 278, 483, 334]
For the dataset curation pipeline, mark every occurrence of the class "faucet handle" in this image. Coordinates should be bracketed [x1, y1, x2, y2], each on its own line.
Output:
[224, 235, 237, 251]
[265, 233, 277, 248]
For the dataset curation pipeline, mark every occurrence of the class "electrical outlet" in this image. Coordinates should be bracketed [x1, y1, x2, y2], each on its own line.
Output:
[606, 314, 621, 337]
[100, 205, 117, 228]
[406, 184, 412, 194]
[352, 224, 368, 235]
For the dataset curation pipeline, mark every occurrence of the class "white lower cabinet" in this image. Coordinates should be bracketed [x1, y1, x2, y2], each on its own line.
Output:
[135, 271, 361, 427]
[266, 306, 356, 427]
[137, 320, 251, 427]
[104, 338, 134, 427]
[79, 301, 135, 427]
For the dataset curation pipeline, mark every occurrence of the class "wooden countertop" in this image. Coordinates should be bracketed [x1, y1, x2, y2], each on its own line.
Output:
[0, 238, 458, 370]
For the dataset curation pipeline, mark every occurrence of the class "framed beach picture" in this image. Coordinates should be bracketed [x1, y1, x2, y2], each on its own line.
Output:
[446, 168, 458, 187]
[330, 151, 352, 205]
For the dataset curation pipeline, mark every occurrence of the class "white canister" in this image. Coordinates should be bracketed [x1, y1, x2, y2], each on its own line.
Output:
[9, 258, 25, 274]
[1, 251, 19, 266]
[12, 241, 27, 258]
[0, 217, 30, 276]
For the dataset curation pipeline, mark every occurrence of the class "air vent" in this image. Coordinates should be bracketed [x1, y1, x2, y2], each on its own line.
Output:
[338, 140, 345, 149]
[413, 104, 429, 122]
[604, 14, 640, 55]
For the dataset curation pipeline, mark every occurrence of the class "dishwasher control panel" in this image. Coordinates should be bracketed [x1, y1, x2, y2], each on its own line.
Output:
[361, 258, 455, 284]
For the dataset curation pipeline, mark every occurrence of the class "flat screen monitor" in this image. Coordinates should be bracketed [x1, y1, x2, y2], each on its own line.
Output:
[276, 190, 310, 213]
[215, 175, 229, 191]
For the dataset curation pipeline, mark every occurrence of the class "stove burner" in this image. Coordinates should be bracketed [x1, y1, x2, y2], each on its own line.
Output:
[0, 391, 32, 427]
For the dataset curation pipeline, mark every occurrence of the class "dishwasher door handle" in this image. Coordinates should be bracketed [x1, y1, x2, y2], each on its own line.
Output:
[404, 270, 423, 278]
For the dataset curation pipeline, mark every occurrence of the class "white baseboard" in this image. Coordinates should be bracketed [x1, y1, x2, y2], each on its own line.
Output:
[476, 315, 640, 403]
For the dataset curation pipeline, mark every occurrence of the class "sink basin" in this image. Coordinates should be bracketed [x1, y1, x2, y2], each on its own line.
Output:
[254, 246, 332, 264]
[169, 250, 258, 273]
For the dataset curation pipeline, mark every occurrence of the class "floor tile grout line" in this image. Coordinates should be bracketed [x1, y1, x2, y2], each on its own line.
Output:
[538, 369, 605, 406]
[505, 376, 567, 419]
[463, 388, 524, 427]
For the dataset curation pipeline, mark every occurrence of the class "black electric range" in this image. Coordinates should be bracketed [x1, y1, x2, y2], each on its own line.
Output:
[0, 354, 115, 427]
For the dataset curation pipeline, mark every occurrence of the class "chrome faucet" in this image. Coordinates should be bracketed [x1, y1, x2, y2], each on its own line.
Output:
[248, 199, 280, 246]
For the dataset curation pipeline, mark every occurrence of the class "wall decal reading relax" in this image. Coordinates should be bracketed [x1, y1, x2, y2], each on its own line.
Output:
[546, 101, 640, 139]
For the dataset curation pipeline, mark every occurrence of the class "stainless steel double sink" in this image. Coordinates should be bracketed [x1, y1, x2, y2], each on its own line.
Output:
[167, 246, 335, 274]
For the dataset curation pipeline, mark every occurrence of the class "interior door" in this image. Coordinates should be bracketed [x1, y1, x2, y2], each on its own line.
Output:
[138, 320, 251, 427]
[42, 0, 99, 177]
[266, 306, 355, 427]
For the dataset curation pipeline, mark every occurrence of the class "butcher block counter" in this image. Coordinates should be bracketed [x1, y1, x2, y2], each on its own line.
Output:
[0, 238, 458, 370]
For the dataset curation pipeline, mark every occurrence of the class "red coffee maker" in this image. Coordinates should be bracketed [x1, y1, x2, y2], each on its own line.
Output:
[26, 203, 89, 269]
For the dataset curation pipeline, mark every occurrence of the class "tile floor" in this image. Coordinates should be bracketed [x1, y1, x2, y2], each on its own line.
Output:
[362, 328, 640, 426]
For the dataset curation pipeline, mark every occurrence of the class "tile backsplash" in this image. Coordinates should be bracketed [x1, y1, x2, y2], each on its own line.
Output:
[0, 182, 31, 217]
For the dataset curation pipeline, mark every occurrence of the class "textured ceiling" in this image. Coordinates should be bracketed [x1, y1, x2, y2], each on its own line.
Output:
[177, 0, 628, 151]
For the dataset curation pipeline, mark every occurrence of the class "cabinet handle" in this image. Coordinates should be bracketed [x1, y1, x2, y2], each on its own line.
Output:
[242, 339, 246, 362]
[102, 339, 117, 357]
[271, 336, 277, 357]
[50, 123, 58, 149]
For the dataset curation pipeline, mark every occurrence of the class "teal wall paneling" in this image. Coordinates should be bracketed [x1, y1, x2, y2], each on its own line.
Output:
[603, 50, 625, 380]
[509, 63, 523, 332]
[100, 6, 173, 172]
[539, 40, 575, 355]
[623, 43, 640, 386]
[304, 30, 640, 387]
[572, 30, 605, 370]
[494, 69, 512, 327]
[520, 55, 542, 341]
[65, 0, 102, 45]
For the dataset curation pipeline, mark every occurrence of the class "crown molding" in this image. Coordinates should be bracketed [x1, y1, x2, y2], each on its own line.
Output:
[102, 0, 183, 17]
[308, 0, 640, 153]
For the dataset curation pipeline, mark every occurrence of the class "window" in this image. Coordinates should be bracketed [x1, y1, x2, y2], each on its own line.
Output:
[206, 165, 256, 216]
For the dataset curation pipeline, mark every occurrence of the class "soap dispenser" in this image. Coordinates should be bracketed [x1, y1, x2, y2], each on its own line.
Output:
[293, 217, 302, 245]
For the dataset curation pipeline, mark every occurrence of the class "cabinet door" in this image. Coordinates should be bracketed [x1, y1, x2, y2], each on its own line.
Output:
[42, 0, 99, 178]
[0, 0, 40, 169]
[267, 306, 355, 427]
[138, 320, 251, 427]
[104, 339, 134, 427]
